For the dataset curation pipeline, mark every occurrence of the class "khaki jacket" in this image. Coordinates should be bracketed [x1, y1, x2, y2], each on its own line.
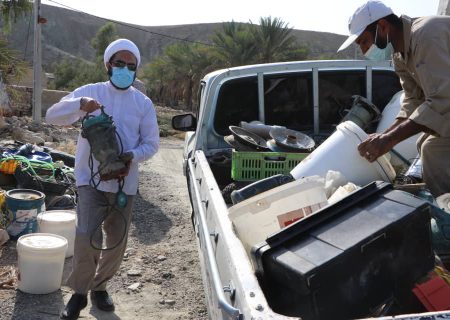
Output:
[393, 15, 450, 137]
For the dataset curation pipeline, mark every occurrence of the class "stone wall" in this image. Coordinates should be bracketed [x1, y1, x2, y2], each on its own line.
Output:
[5, 86, 69, 117]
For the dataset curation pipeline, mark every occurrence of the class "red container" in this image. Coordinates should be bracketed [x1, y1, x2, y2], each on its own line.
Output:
[413, 275, 450, 311]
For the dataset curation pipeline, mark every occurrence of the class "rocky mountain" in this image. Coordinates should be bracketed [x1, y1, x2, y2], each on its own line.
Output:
[3, 4, 356, 71]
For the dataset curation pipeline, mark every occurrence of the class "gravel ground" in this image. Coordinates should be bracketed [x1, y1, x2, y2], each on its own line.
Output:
[0, 137, 208, 320]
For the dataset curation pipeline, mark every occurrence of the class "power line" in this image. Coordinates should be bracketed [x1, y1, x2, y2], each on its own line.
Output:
[14, 9, 33, 86]
[45, 0, 216, 47]
[23, 9, 33, 60]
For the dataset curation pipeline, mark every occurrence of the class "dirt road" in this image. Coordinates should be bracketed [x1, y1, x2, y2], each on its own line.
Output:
[0, 137, 207, 320]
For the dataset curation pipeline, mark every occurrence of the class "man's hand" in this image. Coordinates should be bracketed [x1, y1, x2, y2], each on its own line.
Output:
[80, 97, 101, 113]
[358, 133, 395, 163]
[119, 152, 134, 164]
[358, 119, 429, 162]
[118, 152, 134, 178]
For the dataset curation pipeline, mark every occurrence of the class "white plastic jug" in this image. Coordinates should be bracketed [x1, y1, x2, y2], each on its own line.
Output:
[37, 210, 76, 258]
[17, 233, 67, 294]
[290, 121, 396, 185]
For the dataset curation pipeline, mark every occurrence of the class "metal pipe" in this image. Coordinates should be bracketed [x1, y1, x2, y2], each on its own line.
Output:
[313, 68, 319, 135]
[257, 72, 265, 123]
[32, 0, 42, 122]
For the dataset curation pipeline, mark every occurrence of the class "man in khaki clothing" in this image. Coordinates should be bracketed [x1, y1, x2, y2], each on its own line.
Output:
[338, 0, 450, 197]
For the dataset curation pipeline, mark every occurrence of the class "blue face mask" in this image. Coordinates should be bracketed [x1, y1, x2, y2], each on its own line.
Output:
[110, 67, 135, 89]
[364, 26, 393, 61]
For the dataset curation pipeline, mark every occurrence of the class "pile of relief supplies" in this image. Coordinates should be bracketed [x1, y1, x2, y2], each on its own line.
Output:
[0, 141, 76, 244]
[221, 95, 450, 317]
[224, 126, 450, 318]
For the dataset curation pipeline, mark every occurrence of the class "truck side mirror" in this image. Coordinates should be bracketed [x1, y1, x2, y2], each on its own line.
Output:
[172, 113, 197, 131]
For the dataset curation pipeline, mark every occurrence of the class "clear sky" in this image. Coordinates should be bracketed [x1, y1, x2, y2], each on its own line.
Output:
[42, 0, 440, 36]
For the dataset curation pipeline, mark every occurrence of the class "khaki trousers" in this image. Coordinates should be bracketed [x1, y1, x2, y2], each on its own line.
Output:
[417, 134, 450, 197]
[66, 185, 134, 294]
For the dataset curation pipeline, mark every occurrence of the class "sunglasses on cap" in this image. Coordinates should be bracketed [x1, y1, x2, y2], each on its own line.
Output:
[110, 60, 137, 71]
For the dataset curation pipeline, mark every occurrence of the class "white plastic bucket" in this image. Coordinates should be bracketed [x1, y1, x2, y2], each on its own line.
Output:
[37, 210, 76, 258]
[290, 121, 396, 185]
[229, 176, 328, 254]
[17, 233, 67, 294]
[376, 91, 420, 163]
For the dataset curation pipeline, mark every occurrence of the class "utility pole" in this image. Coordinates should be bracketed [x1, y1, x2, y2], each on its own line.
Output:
[32, 0, 42, 122]
[438, 0, 450, 15]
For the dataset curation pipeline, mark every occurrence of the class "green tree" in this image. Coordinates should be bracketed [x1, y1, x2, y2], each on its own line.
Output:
[50, 58, 105, 91]
[90, 22, 118, 58]
[210, 21, 258, 67]
[0, 0, 32, 33]
[252, 16, 308, 63]
[211, 17, 308, 67]
[144, 16, 310, 109]
[0, 36, 27, 84]
[52, 22, 119, 90]
[0, 0, 30, 84]
[143, 42, 214, 109]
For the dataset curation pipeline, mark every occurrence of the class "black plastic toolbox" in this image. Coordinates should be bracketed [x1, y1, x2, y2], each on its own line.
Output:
[251, 182, 435, 320]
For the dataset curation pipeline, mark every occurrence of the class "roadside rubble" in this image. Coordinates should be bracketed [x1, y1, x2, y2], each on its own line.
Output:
[0, 115, 79, 153]
[0, 115, 79, 226]
[0, 266, 16, 290]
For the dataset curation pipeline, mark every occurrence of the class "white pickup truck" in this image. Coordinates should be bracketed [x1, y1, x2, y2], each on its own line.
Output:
[172, 60, 450, 320]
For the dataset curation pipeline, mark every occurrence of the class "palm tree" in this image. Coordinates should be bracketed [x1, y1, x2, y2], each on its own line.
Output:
[0, 0, 31, 84]
[0, 36, 27, 83]
[251, 16, 299, 63]
[0, 0, 32, 33]
[143, 16, 310, 109]
[211, 21, 258, 67]
[144, 42, 214, 109]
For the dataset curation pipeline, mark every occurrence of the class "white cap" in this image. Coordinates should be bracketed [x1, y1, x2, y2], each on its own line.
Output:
[103, 38, 141, 68]
[337, 0, 394, 52]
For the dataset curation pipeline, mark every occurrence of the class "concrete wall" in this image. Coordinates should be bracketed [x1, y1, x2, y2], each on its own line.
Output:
[42, 89, 69, 113]
[6, 86, 69, 117]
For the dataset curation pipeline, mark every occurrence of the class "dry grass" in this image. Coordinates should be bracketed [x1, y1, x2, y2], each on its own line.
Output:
[57, 139, 77, 155]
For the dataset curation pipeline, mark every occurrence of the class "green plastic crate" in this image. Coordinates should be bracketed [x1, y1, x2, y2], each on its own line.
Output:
[231, 151, 309, 181]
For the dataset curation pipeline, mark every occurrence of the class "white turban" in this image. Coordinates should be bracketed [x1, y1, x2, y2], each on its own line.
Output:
[103, 38, 141, 68]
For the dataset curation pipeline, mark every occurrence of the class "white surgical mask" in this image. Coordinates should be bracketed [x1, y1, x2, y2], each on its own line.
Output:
[364, 26, 393, 61]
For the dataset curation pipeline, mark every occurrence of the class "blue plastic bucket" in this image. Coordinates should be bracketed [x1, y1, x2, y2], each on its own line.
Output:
[6, 189, 46, 239]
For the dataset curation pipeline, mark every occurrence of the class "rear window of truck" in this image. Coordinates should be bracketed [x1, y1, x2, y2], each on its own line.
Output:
[213, 70, 401, 136]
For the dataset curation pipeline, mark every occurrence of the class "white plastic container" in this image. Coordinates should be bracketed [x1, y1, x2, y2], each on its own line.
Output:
[376, 91, 420, 163]
[328, 182, 359, 205]
[229, 176, 328, 254]
[436, 194, 450, 213]
[17, 233, 68, 294]
[290, 121, 396, 185]
[37, 210, 76, 258]
[240, 121, 286, 139]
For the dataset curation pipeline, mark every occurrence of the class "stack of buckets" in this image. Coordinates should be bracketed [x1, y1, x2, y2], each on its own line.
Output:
[6, 189, 77, 294]
[290, 121, 396, 185]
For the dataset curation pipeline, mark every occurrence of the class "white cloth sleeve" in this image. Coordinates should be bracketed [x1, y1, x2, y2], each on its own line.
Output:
[45, 91, 86, 125]
[128, 101, 159, 163]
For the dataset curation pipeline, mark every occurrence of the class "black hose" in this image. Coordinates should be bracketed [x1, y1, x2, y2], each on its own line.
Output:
[86, 120, 128, 251]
